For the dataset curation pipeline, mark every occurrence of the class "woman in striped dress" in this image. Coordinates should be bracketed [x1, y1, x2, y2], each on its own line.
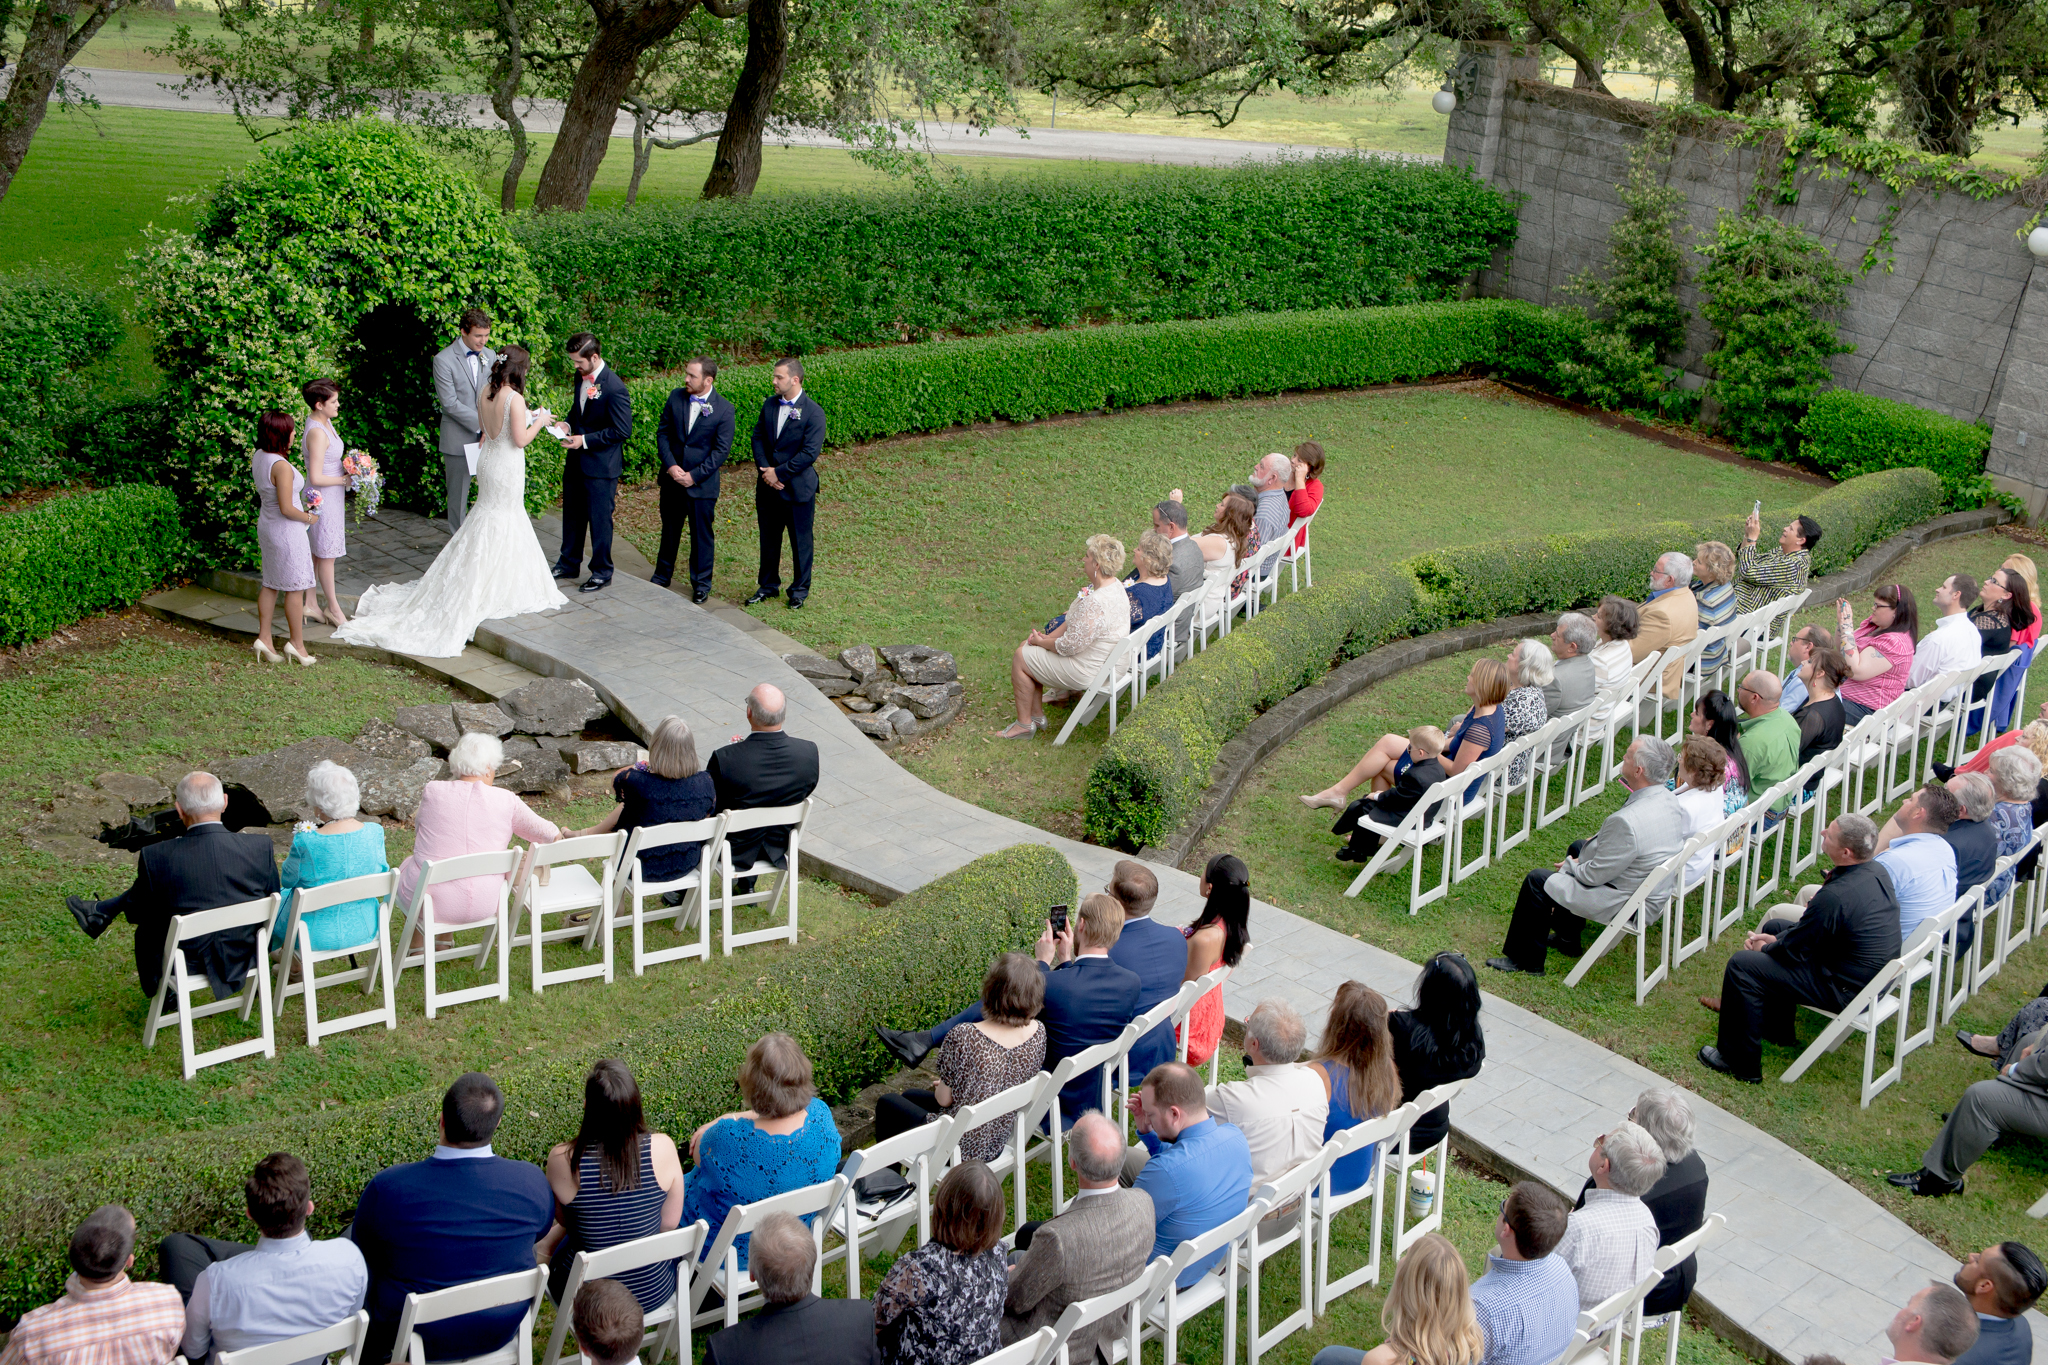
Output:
[1691, 540, 1737, 684]
[543, 1060, 687, 1311]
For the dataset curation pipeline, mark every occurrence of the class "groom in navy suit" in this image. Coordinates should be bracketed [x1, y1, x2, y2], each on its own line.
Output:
[652, 356, 735, 603]
[553, 332, 633, 593]
[746, 357, 826, 610]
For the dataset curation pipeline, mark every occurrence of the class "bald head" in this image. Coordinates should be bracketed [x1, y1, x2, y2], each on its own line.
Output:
[1068, 1111, 1126, 1185]
[747, 684, 787, 730]
[1739, 670, 1780, 716]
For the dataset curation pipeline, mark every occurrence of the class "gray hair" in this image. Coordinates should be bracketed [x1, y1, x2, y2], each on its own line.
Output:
[1631, 735, 1677, 786]
[1244, 998, 1307, 1063]
[1068, 1111, 1126, 1183]
[1600, 1121, 1668, 1197]
[748, 1212, 815, 1304]
[1833, 812, 1879, 860]
[1989, 744, 2043, 804]
[446, 732, 505, 779]
[1256, 452, 1291, 484]
[303, 760, 360, 822]
[1515, 638, 1556, 687]
[1085, 533, 1127, 579]
[1657, 551, 1694, 584]
[647, 715, 699, 780]
[175, 771, 227, 817]
[746, 685, 787, 728]
[1949, 771, 1996, 823]
[1630, 1089, 1695, 1163]
[1556, 612, 1599, 657]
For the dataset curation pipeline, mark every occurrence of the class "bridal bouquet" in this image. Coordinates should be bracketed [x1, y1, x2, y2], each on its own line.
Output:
[343, 449, 383, 523]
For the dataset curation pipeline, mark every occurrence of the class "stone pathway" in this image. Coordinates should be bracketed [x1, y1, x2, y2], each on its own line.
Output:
[146, 508, 2008, 1365]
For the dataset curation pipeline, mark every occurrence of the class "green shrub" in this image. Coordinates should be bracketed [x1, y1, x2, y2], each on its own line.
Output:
[0, 843, 1067, 1318]
[514, 157, 1522, 374]
[1799, 388, 1991, 508]
[0, 271, 123, 494]
[0, 487, 190, 645]
[1085, 468, 1947, 847]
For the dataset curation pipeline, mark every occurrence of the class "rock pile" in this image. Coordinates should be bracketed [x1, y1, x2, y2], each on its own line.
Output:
[784, 645, 963, 745]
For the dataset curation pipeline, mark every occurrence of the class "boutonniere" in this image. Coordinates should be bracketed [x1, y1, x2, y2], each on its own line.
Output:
[584, 381, 600, 402]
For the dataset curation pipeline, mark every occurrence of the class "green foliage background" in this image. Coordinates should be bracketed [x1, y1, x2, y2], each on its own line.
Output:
[1799, 388, 1995, 508]
[0, 273, 122, 497]
[0, 486, 190, 645]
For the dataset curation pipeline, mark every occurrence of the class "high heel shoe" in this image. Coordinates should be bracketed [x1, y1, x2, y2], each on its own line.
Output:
[252, 638, 283, 664]
[994, 718, 1044, 740]
[1299, 791, 1346, 810]
[282, 643, 318, 667]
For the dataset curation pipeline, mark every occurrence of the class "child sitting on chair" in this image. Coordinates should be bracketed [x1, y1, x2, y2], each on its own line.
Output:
[1333, 726, 1448, 864]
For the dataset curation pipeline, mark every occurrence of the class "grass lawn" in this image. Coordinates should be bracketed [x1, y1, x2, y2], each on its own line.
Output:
[1189, 528, 2048, 1260]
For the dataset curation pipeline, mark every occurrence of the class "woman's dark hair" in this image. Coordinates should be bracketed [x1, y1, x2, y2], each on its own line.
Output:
[1808, 647, 1849, 691]
[488, 345, 531, 399]
[1695, 689, 1751, 790]
[980, 951, 1045, 1026]
[1294, 440, 1326, 479]
[1873, 583, 1920, 643]
[1597, 595, 1640, 642]
[571, 1059, 650, 1192]
[1193, 853, 1251, 968]
[1206, 496, 1254, 562]
[1409, 951, 1483, 1066]
[930, 1161, 1004, 1257]
[256, 409, 295, 456]
[301, 378, 340, 408]
[2001, 570, 2038, 633]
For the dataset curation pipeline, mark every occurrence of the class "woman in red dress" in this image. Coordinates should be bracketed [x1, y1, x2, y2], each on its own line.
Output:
[1178, 852, 1252, 1065]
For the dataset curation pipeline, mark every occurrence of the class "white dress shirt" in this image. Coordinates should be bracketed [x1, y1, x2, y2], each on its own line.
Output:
[1205, 1063, 1330, 1197]
[1554, 1188, 1658, 1312]
[775, 389, 805, 437]
[181, 1233, 369, 1365]
[1673, 784, 1725, 890]
[1911, 611, 1982, 695]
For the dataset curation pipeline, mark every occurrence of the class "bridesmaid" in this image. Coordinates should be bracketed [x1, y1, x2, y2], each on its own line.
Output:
[301, 378, 350, 628]
[253, 409, 319, 666]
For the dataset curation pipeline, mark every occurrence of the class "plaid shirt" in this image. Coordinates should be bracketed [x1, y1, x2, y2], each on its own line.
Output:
[0, 1276, 185, 1365]
[1554, 1188, 1658, 1312]
[1734, 541, 1811, 614]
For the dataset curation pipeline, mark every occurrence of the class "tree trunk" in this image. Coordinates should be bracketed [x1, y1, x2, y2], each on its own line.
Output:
[532, 0, 699, 212]
[700, 0, 786, 199]
[625, 96, 653, 205]
[0, 1, 124, 205]
[490, 0, 529, 212]
[1654, 0, 1732, 106]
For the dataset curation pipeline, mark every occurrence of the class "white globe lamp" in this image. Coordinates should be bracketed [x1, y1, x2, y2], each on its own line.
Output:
[2030, 225, 2048, 261]
[1432, 87, 1458, 116]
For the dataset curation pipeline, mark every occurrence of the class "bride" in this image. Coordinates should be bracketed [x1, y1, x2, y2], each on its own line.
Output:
[335, 346, 567, 658]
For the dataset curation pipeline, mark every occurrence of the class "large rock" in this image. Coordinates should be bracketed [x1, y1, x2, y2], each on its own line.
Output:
[784, 653, 853, 682]
[880, 645, 957, 685]
[496, 737, 571, 794]
[497, 678, 607, 736]
[839, 645, 886, 684]
[356, 717, 433, 763]
[894, 695, 965, 738]
[393, 704, 461, 753]
[571, 741, 640, 774]
[848, 713, 896, 741]
[804, 674, 856, 698]
[220, 738, 369, 823]
[32, 784, 130, 838]
[24, 827, 128, 868]
[884, 681, 963, 720]
[94, 771, 168, 809]
[452, 701, 515, 738]
[858, 677, 894, 704]
[356, 757, 445, 821]
[841, 695, 877, 713]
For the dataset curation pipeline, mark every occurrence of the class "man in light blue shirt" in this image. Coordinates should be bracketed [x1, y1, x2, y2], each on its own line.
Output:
[1472, 1183, 1580, 1365]
[1125, 1061, 1254, 1288]
[1876, 785, 1962, 944]
[171, 1153, 367, 1365]
[1778, 625, 1830, 717]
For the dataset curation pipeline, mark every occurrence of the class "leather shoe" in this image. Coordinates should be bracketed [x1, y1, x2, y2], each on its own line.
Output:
[745, 589, 779, 606]
[649, 574, 672, 589]
[1886, 1168, 1963, 1196]
[579, 576, 611, 593]
[67, 893, 111, 940]
[552, 565, 580, 580]
[1484, 956, 1538, 975]
[1546, 932, 1585, 958]
[875, 1024, 933, 1069]
[786, 598, 804, 611]
[692, 588, 710, 604]
[1334, 846, 1367, 864]
[1698, 995, 1722, 1013]
[1696, 1046, 1760, 1083]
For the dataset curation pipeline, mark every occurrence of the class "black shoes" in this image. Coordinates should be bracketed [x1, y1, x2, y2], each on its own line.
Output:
[552, 564, 580, 581]
[875, 1024, 934, 1069]
[649, 574, 672, 589]
[1886, 1168, 1963, 1197]
[1334, 846, 1368, 864]
[692, 588, 710, 604]
[787, 598, 804, 611]
[745, 588, 778, 606]
[1484, 957, 1538, 975]
[1696, 1046, 1761, 1083]
[580, 576, 611, 593]
[1546, 932, 1586, 958]
[67, 894, 111, 939]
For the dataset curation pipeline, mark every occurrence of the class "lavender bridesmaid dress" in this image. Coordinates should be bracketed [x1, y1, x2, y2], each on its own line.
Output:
[302, 415, 347, 560]
[253, 450, 315, 592]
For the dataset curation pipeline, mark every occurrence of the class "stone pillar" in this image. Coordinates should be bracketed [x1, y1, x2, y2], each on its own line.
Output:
[1987, 261, 2048, 519]
[1442, 38, 1541, 184]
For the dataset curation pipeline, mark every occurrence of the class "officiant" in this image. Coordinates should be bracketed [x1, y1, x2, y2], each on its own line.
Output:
[552, 332, 633, 594]
[652, 356, 734, 603]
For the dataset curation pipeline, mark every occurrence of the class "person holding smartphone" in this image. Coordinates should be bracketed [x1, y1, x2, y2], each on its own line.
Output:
[1837, 586, 1921, 723]
[1735, 508, 1822, 614]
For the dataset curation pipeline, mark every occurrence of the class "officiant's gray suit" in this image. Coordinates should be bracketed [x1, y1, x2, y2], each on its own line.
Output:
[433, 339, 497, 530]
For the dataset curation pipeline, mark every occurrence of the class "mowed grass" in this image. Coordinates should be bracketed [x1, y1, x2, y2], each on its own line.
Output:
[1193, 530, 2048, 1259]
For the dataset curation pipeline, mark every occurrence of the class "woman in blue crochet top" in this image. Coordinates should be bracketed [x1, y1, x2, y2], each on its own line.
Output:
[276, 760, 389, 950]
[684, 1032, 842, 1269]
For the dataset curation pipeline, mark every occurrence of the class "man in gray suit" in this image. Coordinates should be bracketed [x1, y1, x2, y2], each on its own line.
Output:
[1149, 501, 1205, 600]
[1891, 1024, 2048, 1197]
[432, 309, 497, 531]
[1489, 735, 1684, 974]
[1002, 1112, 1154, 1363]
[1545, 612, 1600, 764]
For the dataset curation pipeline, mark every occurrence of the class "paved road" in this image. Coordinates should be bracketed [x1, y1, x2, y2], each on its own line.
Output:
[62, 65, 1436, 168]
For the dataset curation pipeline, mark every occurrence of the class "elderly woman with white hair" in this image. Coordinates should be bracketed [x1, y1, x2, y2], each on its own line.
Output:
[1503, 639, 1553, 785]
[1576, 1089, 1707, 1316]
[1980, 745, 2043, 913]
[569, 715, 716, 902]
[398, 731, 559, 948]
[274, 759, 389, 950]
[999, 534, 1131, 739]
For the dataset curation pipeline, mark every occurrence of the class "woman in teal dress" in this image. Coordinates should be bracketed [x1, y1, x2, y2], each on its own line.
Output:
[275, 759, 390, 950]
[684, 1032, 842, 1268]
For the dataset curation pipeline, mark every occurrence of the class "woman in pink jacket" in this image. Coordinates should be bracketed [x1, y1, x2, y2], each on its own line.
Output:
[399, 731, 559, 948]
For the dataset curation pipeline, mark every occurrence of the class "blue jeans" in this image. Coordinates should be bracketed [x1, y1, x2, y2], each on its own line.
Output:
[1840, 696, 1875, 724]
[1313, 1350, 1367, 1365]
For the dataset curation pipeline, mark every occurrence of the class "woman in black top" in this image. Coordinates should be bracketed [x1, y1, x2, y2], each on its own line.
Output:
[1389, 951, 1485, 1152]
[570, 714, 717, 888]
[1970, 570, 2035, 721]
[1794, 647, 1847, 773]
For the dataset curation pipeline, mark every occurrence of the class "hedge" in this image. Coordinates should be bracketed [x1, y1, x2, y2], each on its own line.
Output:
[1799, 388, 1992, 508]
[0, 843, 1070, 1321]
[0, 271, 122, 495]
[515, 156, 1522, 374]
[0, 487, 189, 645]
[1084, 467, 1949, 848]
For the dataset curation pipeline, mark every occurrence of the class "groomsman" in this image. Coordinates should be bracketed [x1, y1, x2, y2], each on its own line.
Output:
[652, 357, 734, 603]
[553, 333, 633, 593]
[746, 358, 825, 611]
[431, 309, 496, 531]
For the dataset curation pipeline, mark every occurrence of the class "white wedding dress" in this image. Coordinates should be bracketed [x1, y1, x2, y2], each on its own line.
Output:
[335, 398, 566, 658]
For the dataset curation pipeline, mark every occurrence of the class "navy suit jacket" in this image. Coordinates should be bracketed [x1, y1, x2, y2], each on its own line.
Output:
[101, 821, 279, 999]
[1110, 916, 1189, 1083]
[655, 387, 735, 500]
[1040, 954, 1142, 1124]
[568, 365, 633, 480]
[1954, 1314, 2031, 1365]
[349, 1153, 554, 1359]
[751, 393, 825, 503]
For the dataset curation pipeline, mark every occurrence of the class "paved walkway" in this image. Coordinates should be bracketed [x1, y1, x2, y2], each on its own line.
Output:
[147, 509, 1997, 1365]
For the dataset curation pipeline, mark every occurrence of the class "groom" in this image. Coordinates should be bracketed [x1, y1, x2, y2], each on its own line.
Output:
[553, 332, 633, 593]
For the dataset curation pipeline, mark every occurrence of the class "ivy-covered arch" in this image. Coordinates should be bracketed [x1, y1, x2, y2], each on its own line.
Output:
[135, 121, 546, 563]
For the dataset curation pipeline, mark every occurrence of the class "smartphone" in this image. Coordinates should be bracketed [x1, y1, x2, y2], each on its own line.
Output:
[1752, 500, 1762, 517]
[1049, 903, 1069, 938]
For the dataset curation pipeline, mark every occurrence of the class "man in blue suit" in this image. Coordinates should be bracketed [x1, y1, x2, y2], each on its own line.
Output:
[350, 1073, 554, 1365]
[553, 333, 633, 593]
[1105, 859, 1192, 1084]
[652, 356, 735, 603]
[745, 358, 825, 611]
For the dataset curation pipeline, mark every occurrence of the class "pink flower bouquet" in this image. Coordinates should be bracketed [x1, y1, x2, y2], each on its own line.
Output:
[343, 448, 383, 523]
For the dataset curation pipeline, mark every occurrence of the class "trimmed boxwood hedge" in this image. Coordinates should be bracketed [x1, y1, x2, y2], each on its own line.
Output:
[0, 486, 189, 645]
[0, 843, 1070, 1321]
[1799, 388, 1992, 508]
[1085, 468, 1949, 849]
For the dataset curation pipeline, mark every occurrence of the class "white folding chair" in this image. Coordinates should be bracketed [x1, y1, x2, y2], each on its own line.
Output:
[1643, 633, 1712, 746]
[1536, 701, 1598, 831]
[1192, 562, 1234, 650]
[143, 895, 278, 1079]
[512, 832, 627, 992]
[1780, 945, 1925, 1106]
[1248, 535, 1291, 615]
[1141, 592, 1204, 690]
[1577, 654, 1662, 806]
[1054, 628, 1152, 746]
[972, 1330, 1056, 1365]
[1281, 508, 1317, 591]
[540, 1223, 707, 1365]
[1548, 1268, 1666, 1365]
[1034, 1257, 1173, 1365]
[617, 816, 724, 974]
[1244, 1152, 1332, 1363]
[392, 1266, 547, 1365]
[1645, 1214, 1728, 1365]
[826, 1114, 957, 1298]
[1949, 652, 2024, 769]
[1144, 1201, 1266, 1365]
[1310, 1107, 1410, 1314]
[1119, 980, 1204, 1140]
[217, 1311, 371, 1365]
[1034, 1032, 1134, 1216]
[1173, 967, 1231, 1085]
[1669, 806, 1750, 970]
[392, 849, 518, 1018]
[273, 871, 399, 1046]
[1494, 715, 1577, 858]
[1450, 745, 1519, 885]
[716, 800, 811, 954]
[1340, 772, 1458, 913]
[1393, 1079, 1470, 1259]
[942, 1073, 1054, 1232]
[687, 1175, 849, 1329]
[1562, 840, 1685, 1004]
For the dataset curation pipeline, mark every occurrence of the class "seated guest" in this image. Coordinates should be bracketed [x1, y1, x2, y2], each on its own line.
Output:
[275, 760, 388, 952]
[1793, 648, 1848, 773]
[1148, 500, 1206, 600]
[1698, 815, 1899, 1083]
[1186, 490, 1253, 618]
[1310, 982, 1402, 1196]
[1555, 1123, 1663, 1311]
[1960, 987, 2048, 1067]
[1001, 1113, 1155, 1362]
[707, 685, 821, 892]
[568, 715, 716, 905]
[1943, 773, 2000, 953]
[1589, 596, 1641, 725]
[1951, 1243, 2045, 1365]
[702, 1213, 878, 1365]
[1392, 952, 1485, 1153]
[1968, 570, 2034, 724]
[1123, 1061, 1254, 1288]
[1691, 541, 1737, 677]
[1734, 671, 1801, 803]
[1125, 531, 1177, 661]
[874, 1163, 1007, 1365]
[1879, 1284, 1979, 1365]
[1000, 535, 1131, 739]
[1178, 857, 1249, 1066]
[1915, 575, 1985, 696]
[571, 1279, 644, 1365]
[1300, 658, 1507, 810]
[1689, 690, 1751, 813]
[1330, 727, 1448, 863]
[1576, 1091, 1705, 1316]
[1201, 999, 1327, 1199]
[1839, 584, 1920, 723]
[350, 1073, 554, 1365]
[1544, 614, 1600, 765]
[1735, 511, 1819, 614]
[1106, 860, 1191, 1083]
[1488, 737, 1684, 974]
[1895, 1019, 2048, 1197]
[0, 1206, 184, 1365]
[400, 734, 560, 952]
[1288, 441, 1325, 548]
[1502, 642, 1551, 786]
[1779, 624, 1834, 716]
[66, 771, 278, 1001]
[1938, 705, 2048, 782]
[1470, 1183, 1577, 1365]
[168, 1153, 367, 1363]
[684, 1034, 842, 1267]
[1875, 785, 1962, 944]
[1310, 1232, 1485, 1365]
[1673, 738, 1732, 890]
[541, 1060, 686, 1310]
[1981, 746, 2042, 909]
[1249, 453, 1292, 566]
[1636, 551, 1699, 702]
[874, 952, 1046, 1161]
[1992, 560, 2042, 731]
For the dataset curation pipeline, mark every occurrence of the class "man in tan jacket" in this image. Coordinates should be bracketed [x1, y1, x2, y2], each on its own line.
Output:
[1635, 551, 1699, 702]
[1002, 1112, 1155, 1363]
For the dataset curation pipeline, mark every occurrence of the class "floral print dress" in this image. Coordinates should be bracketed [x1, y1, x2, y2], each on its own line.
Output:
[873, 1241, 1007, 1365]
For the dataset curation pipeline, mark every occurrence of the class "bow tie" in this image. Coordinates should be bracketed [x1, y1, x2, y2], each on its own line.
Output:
[779, 398, 797, 407]
[689, 394, 710, 405]
[466, 350, 480, 359]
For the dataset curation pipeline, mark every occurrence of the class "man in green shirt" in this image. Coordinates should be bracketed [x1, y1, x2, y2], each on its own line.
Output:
[1737, 671, 1802, 807]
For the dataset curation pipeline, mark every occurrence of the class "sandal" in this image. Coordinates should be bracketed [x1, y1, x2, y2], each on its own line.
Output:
[995, 719, 1044, 740]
